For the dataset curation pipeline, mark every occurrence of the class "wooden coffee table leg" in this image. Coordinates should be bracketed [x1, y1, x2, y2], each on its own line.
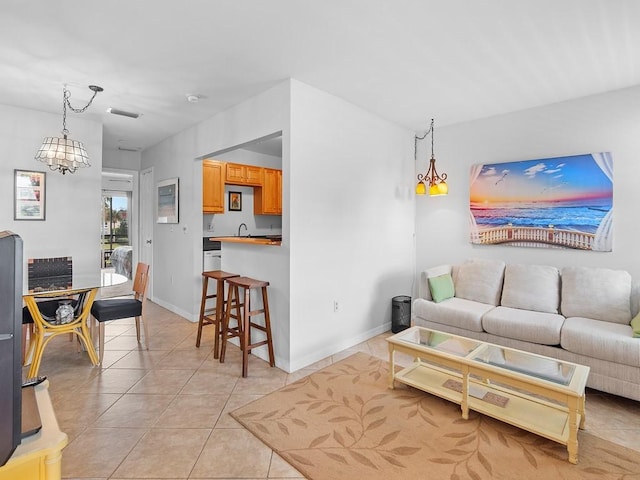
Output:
[579, 395, 586, 429]
[567, 396, 579, 464]
[388, 344, 396, 389]
[461, 368, 470, 420]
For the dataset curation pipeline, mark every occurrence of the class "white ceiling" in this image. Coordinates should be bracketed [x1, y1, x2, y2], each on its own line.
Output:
[2, 0, 639, 152]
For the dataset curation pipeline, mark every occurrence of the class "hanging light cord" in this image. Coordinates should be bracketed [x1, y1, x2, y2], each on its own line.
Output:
[414, 118, 435, 161]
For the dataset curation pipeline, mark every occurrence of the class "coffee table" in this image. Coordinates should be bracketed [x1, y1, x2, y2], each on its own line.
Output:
[386, 326, 590, 464]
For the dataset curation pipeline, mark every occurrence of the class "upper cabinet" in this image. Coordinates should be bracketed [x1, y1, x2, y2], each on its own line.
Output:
[204, 160, 282, 216]
[225, 163, 263, 186]
[203, 160, 225, 213]
[254, 168, 282, 215]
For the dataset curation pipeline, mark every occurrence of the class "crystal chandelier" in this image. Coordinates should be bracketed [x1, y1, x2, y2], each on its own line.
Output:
[34, 85, 103, 175]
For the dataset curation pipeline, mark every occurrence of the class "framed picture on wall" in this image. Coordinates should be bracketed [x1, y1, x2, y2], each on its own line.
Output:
[157, 177, 179, 223]
[14, 169, 46, 220]
[229, 191, 242, 211]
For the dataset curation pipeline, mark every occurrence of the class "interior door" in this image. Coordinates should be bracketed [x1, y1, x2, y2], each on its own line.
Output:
[140, 167, 154, 298]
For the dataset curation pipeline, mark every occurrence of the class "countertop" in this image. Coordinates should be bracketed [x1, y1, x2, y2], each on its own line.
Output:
[212, 236, 282, 246]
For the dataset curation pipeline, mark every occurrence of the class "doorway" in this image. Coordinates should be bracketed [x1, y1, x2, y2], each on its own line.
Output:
[101, 170, 138, 280]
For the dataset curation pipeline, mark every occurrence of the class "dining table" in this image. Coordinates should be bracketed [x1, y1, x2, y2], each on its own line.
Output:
[23, 271, 128, 378]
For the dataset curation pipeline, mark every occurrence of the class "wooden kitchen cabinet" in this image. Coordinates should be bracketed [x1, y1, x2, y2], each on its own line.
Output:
[225, 163, 263, 186]
[203, 160, 225, 213]
[254, 168, 282, 215]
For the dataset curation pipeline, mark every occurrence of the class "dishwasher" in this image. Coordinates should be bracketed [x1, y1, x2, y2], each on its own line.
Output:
[202, 239, 221, 272]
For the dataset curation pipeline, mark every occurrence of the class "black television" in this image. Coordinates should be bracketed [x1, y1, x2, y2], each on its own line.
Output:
[0, 231, 22, 466]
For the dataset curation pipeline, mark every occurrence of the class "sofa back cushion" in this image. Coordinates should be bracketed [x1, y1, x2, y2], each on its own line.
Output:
[561, 266, 632, 324]
[455, 259, 505, 306]
[500, 263, 560, 314]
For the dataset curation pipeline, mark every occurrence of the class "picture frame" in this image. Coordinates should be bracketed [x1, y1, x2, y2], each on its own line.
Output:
[14, 169, 46, 220]
[469, 152, 613, 252]
[229, 191, 242, 211]
[157, 177, 179, 223]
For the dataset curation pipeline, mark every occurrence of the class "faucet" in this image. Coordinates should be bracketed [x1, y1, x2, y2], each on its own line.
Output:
[237, 223, 248, 237]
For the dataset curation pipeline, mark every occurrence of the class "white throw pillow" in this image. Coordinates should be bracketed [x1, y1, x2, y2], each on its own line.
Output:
[561, 266, 632, 324]
[501, 263, 560, 314]
[455, 259, 505, 306]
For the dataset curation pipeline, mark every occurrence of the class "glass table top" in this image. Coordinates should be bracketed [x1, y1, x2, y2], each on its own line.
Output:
[392, 327, 577, 386]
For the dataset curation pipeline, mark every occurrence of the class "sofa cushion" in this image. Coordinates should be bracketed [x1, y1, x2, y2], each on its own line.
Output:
[455, 259, 505, 306]
[420, 265, 452, 301]
[500, 264, 560, 314]
[561, 317, 640, 366]
[561, 266, 632, 324]
[482, 306, 565, 345]
[413, 297, 494, 333]
[428, 274, 455, 303]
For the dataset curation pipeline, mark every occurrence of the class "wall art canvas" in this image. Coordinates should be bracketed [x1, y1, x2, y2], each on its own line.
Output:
[157, 177, 179, 224]
[469, 152, 613, 251]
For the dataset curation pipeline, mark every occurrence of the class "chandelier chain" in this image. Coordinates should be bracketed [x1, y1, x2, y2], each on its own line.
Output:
[61, 87, 100, 135]
[414, 118, 435, 161]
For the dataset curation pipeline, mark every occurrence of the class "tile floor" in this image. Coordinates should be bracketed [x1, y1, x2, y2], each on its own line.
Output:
[24, 299, 640, 479]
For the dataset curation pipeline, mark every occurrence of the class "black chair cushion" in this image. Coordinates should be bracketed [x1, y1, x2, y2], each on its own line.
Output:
[91, 298, 142, 322]
[23, 299, 78, 324]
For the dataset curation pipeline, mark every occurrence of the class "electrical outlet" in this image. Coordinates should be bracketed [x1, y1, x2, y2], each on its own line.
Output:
[333, 300, 339, 313]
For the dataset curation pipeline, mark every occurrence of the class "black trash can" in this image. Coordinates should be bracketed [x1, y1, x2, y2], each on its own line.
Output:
[391, 295, 411, 333]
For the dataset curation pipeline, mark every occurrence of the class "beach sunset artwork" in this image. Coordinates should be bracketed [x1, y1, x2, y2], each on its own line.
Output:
[469, 152, 613, 251]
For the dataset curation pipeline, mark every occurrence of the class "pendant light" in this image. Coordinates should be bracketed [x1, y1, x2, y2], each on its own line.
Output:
[415, 118, 448, 196]
[35, 85, 103, 175]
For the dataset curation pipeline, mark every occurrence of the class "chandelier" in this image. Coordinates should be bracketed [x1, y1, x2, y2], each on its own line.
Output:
[35, 85, 103, 175]
[415, 118, 448, 196]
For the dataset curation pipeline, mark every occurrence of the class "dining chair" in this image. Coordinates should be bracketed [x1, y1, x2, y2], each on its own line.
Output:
[22, 256, 74, 365]
[24, 287, 99, 378]
[90, 262, 150, 364]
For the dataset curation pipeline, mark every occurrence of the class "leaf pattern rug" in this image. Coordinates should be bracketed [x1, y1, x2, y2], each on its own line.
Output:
[231, 352, 640, 480]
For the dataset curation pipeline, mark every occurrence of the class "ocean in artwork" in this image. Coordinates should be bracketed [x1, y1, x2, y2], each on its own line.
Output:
[469, 153, 613, 251]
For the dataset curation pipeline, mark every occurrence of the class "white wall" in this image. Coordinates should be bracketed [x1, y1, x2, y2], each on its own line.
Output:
[288, 80, 415, 370]
[0, 104, 103, 283]
[415, 85, 640, 284]
[141, 81, 291, 327]
[141, 79, 416, 372]
[103, 148, 141, 171]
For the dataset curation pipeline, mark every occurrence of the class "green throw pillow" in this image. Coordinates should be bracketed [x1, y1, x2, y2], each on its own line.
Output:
[631, 312, 640, 338]
[428, 274, 455, 303]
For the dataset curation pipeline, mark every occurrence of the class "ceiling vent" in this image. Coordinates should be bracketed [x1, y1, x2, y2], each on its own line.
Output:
[107, 107, 140, 119]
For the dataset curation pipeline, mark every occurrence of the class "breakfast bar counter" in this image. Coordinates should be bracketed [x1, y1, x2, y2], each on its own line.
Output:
[212, 236, 281, 246]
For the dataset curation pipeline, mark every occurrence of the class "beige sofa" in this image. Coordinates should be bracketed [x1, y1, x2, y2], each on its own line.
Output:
[413, 259, 640, 401]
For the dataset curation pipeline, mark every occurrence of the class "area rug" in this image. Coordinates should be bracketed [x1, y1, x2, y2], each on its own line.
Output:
[231, 352, 640, 480]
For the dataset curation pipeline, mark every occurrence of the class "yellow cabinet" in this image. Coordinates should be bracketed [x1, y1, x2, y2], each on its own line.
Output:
[254, 168, 282, 215]
[225, 163, 263, 186]
[203, 160, 225, 213]
[0, 382, 67, 480]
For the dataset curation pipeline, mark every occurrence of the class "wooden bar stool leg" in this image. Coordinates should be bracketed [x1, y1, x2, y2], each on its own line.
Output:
[196, 276, 209, 348]
[242, 286, 251, 378]
[262, 286, 276, 367]
[220, 284, 238, 363]
[213, 278, 225, 359]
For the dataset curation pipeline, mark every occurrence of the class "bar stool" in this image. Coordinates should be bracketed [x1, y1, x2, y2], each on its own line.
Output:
[220, 276, 275, 377]
[196, 270, 239, 358]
